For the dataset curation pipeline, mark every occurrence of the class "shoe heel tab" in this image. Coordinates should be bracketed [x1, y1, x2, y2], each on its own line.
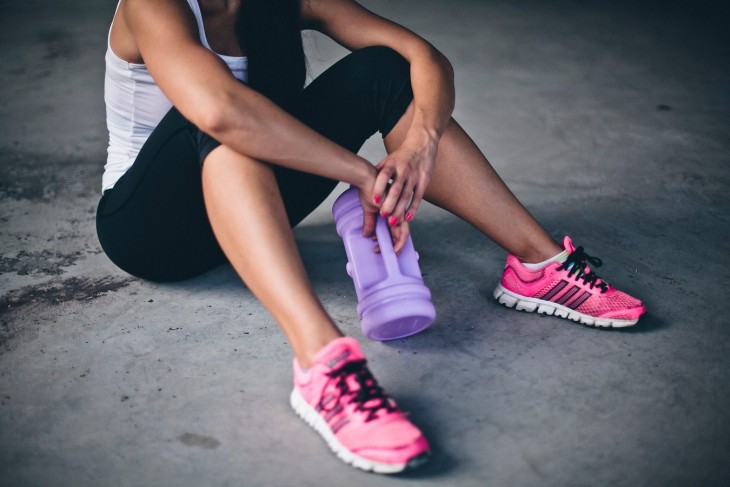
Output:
[562, 236, 576, 253]
[505, 253, 523, 268]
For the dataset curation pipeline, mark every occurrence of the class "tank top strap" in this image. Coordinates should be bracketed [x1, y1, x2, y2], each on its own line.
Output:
[108, 0, 122, 46]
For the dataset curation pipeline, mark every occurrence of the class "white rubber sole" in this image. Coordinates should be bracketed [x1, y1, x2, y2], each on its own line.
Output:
[290, 388, 429, 474]
[493, 283, 639, 328]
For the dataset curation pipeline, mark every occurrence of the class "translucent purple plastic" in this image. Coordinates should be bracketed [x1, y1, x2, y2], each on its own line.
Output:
[332, 187, 436, 341]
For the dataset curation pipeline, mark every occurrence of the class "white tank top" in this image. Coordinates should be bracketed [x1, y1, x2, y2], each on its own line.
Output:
[103, 0, 248, 192]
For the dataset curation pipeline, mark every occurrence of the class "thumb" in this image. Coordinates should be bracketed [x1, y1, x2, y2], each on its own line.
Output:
[362, 209, 377, 238]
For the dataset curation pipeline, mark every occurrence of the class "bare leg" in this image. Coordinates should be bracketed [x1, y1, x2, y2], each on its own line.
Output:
[384, 104, 562, 263]
[202, 145, 342, 367]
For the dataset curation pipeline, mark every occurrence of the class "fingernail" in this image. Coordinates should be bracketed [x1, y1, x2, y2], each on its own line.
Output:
[405, 212, 413, 222]
[373, 195, 381, 203]
[389, 216, 398, 226]
[381, 212, 388, 218]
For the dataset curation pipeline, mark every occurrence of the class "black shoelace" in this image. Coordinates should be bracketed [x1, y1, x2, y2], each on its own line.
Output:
[324, 360, 397, 422]
[558, 246, 609, 293]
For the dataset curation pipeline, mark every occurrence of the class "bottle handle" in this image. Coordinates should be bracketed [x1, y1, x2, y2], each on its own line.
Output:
[374, 216, 402, 276]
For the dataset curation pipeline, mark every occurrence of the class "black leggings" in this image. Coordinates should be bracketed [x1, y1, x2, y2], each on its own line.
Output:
[96, 46, 413, 282]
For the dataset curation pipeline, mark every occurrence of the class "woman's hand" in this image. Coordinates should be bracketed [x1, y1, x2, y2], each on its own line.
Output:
[358, 128, 438, 254]
[357, 173, 412, 254]
[372, 129, 438, 229]
[358, 182, 380, 242]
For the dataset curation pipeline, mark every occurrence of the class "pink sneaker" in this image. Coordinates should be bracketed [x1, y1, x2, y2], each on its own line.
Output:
[493, 236, 646, 327]
[290, 337, 430, 473]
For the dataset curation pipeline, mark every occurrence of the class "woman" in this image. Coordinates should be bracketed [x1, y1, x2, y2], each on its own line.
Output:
[96, 0, 645, 474]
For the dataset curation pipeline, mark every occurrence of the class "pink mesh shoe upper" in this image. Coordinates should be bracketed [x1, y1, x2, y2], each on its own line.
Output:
[500, 236, 645, 320]
[576, 289, 643, 319]
[293, 337, 429, 464]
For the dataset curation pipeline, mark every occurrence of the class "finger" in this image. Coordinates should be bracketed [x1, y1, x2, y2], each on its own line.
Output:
[392, 221, 410, 254]
[362, 209, 377, 238]
[373, 163, 394, 206]
[381, 175, 406, 220]
[390, 179, 416, 224]
[404, 183, 426, 222]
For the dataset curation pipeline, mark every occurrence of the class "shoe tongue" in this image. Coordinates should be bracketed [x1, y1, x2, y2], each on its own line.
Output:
[313, 337, 365, 371]
[562, 236, 576, 253]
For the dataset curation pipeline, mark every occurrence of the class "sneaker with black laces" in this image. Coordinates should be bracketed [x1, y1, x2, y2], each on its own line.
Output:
[493, 236, 645, 327]
[291, 337, 430, 474]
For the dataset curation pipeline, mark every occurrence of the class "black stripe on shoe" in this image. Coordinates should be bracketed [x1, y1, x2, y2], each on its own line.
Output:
[542, 280, 569, 301]
[556, 285, 580, 305]
[567, 290, 592, 309]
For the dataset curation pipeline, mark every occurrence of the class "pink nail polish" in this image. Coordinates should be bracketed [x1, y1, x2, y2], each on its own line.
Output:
[373, 195, 381, 203]
[381, 212, 388, 218]
[405, 212, 413, 222]
[389, 216, 398, 226]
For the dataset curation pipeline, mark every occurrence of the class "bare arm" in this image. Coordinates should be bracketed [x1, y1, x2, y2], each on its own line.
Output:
[303, 0, 455, 222]
[124, 0, 376, 189]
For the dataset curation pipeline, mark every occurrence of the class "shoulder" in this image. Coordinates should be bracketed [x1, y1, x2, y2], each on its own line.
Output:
[121, 0, 199, 41]
[300, 0, 368, 30]
[123, 0, 197, 25]
[115, 0, 201, 61]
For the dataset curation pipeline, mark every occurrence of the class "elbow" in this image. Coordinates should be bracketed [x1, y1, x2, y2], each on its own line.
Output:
[194, 95, 234, 138]
[414, 43, 455, 87]
[187, 84, 274, 158]
[190, 88, 255, 141]
[433, 48, 454, 84]
[445, 56, 455, 84]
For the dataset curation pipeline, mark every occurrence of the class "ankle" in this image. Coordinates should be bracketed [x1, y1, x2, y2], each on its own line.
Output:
[295, 332, 344, 369]
[513, 238, 565, 264]
[518, 240, 563, 265]
[519, 250, 558, 265]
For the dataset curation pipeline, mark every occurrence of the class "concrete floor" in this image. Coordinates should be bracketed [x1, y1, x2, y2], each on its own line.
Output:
[1, 0, 729, 485]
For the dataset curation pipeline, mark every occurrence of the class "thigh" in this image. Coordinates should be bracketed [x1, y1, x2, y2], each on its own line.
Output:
[277, 46, 414, 227]
[95, 47, 414, 279]
[96, 108, 225, 282]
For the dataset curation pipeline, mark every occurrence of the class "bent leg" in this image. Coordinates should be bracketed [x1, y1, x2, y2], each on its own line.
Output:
[198, 47, 416, 365]
[276, 46, 416, 225]
[385, 104, 562, 263]
[96, 108, 226, 282]
[202, 145, 342, 367]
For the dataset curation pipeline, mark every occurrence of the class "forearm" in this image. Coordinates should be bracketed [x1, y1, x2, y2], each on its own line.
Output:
[369, 44, 455, 226]
[406, 46, 455, 144]
[204, 84, 375, 188]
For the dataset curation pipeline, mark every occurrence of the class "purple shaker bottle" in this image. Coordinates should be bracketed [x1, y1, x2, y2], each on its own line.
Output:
[332, 187, 436, 341]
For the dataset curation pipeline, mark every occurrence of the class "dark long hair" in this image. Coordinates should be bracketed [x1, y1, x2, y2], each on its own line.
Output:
[237, 0, 306, 109]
